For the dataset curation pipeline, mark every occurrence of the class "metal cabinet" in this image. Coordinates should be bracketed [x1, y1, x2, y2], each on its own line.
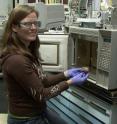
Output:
[0, 79, 8, 113]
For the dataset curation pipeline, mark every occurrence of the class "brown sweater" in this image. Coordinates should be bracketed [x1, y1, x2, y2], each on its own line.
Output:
[1, 54, 69, 117]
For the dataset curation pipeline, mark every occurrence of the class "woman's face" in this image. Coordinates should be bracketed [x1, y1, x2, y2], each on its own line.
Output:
[12, 12, 39, 45]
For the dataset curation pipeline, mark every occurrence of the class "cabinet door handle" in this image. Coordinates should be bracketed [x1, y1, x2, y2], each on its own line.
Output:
[89, 101, 109, 116]
[78, 114, 93, 124]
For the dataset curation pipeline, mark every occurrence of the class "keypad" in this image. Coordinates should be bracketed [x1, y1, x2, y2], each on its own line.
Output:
[98, 42, 111, 72]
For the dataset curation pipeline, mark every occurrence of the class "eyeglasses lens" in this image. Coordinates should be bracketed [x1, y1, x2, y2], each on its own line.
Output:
[20, 21, 41, 28]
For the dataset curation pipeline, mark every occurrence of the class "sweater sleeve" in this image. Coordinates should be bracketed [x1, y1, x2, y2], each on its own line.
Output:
[4, 55, 69, 103]
[42, 72, 68, 87]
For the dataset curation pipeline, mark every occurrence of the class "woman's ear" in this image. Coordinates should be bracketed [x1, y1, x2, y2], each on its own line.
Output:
[12, 24, 19, 32]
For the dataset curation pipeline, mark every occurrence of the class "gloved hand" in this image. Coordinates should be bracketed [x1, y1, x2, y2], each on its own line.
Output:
[69, 72, 89, 85]
[64, 68, 82, 78]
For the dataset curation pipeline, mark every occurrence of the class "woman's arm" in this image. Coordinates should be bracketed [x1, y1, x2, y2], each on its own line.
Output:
[43, 72, 68, 87]
[4, 55, 69, 103]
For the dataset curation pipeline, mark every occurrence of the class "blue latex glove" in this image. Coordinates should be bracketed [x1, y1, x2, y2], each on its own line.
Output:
[70, 72, 89, 85]
[64, 68, 82, 78]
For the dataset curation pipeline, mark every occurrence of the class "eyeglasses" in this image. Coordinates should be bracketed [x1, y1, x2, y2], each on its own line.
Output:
[19, 21, 41, 29]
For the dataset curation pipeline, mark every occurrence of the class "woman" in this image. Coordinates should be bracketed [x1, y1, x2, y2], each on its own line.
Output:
[0, 5, 88, 124]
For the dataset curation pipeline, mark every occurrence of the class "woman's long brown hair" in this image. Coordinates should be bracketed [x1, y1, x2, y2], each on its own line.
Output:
[1, 5, 41, 63]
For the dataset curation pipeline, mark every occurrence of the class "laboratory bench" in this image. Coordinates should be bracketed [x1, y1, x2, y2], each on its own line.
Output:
[48, 81, 117, 124]
[0, 78, 117, 124]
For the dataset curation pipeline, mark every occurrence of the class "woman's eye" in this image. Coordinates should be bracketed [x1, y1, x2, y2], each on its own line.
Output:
[25, 22, 31, 26]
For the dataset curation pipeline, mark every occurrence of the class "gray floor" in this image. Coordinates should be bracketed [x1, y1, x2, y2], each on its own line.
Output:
[0, 114, 7, 124]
